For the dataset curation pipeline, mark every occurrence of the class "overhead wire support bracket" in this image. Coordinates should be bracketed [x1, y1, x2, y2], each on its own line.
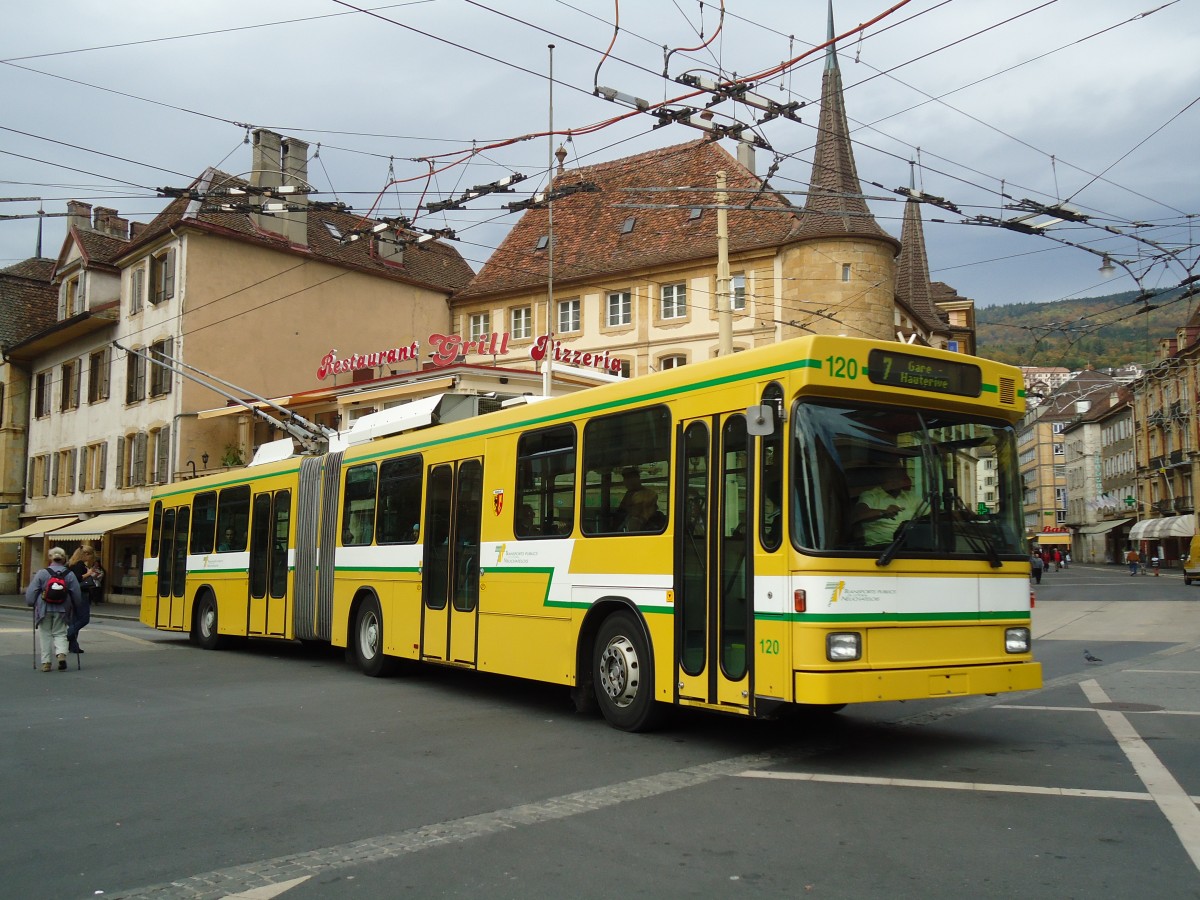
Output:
[505, 181, 599, 212]
[424, 173, 527, 213]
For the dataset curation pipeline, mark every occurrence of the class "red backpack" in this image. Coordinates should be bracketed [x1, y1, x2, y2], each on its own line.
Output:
[42, 569, 69, 604]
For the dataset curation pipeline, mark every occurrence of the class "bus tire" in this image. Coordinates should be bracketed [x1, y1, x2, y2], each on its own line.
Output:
[593, 610, 665, 732]
[192, 592, 224, 651]
[354, 597, 394, 677]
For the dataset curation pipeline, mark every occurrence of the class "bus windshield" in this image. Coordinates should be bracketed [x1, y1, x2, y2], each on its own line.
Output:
[791, 400, 1025, 561]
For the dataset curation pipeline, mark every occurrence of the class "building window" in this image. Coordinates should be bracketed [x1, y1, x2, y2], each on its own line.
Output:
[558, 298, 580, 333]
[118, 432, 148, 488]
[607, 291, 631, 327]
[62, 276, 82, 318]
[34, 371, 50, 418]
[660, 354, 686, 370]
[28, 454, 50, 498]
[1053, 443, 1064, 456]
[535, 235, 549, 251]
[130, 267, 145, 315]
[841, 263, 851, 282]
[60, 359, 81, 411]
[0, 381, 4, 427]
[620, 216, 636, 234]
[149, 338, 173, 397]
[126, 350, 146, 404]
[511, 306, 532, 340]
[88, 347, 110, 403]
[150, 248, 176, 305]
[661, 283, 686, 319]
[53, 448, 77, 496]
[149, 426, 170, 484]
[616, 359, 631, 378]
[469, 313, 490, 342]
[81, 441, 108, 492]
[731, 274, 746, 311]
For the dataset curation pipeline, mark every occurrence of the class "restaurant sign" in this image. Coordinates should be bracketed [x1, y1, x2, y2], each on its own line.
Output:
[317, 331, 622, 380]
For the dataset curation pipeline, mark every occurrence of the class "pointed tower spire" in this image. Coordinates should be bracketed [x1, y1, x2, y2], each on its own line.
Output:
[793, 2, 894, 244]
[896, 161, 948, 332]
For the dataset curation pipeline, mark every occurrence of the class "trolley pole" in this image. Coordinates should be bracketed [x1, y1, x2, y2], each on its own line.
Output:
[716, 170, 732, 356]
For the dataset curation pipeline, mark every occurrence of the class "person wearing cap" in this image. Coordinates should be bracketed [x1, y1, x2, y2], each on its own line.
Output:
[854, 466, 921, 546]
[25, 546, 82, 671]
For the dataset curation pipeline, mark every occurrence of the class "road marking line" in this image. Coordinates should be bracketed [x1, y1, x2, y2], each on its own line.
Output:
[996, 704, 1200, 716]
[221, 877, 311, 899]
[1127, 669, 1200, 675]
[108, 751, 776, 899]
[1082, 679, 1200, 875]
[736, 769, 1157, 802]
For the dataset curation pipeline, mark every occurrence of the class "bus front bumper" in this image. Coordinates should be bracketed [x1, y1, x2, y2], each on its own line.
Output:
[794, 661, 1042, 705]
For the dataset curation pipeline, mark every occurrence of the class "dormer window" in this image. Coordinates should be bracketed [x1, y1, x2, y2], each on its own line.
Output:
[621, 216, 636, 234]
[535, 235, 549, 251]
[151, 248, 176, 305]
[61, 276, 82, 318]
[688, 207, 702, 221]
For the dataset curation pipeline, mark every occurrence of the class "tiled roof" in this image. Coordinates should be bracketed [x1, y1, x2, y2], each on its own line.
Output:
[790, 53, 895, 246]
[458, 140, 799, 298]
[895, 198, 948, 332]
[70, 226, 128, 271]
[125, 169, 474, 294]
[0, 257, 57, 347]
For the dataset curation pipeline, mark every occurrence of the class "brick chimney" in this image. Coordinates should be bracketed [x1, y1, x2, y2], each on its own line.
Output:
[67, 200, 93, 232]
[250, 128, 309, 248]
[129, 221, 149, 240]
[92, 207, 129, 239]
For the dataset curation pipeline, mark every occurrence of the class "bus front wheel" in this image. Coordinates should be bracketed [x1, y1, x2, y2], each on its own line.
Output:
[593, 611, 665, 732]
[354, 597, 394, 677]
[192, 593, 224, 651]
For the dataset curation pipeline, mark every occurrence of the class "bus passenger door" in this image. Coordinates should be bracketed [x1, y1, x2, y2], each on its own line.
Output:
[156, 506, 189, 630]
[421, 458, 483, 665]
[247, 490, 291, 637]
[675, 415, 752, 711]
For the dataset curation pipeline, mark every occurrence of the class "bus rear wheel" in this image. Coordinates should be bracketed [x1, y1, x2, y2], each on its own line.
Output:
[191, 592, 224, 651]
[593, 610, 665, 732]
[354, 597, 394, 677]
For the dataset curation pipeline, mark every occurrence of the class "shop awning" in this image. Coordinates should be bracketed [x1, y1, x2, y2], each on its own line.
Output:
[1032, 533, 1071, 545]
[0, 517, 77, 542]
[1076, 519, 1133, 535]
[49, 511, 148, 540]
[1129, 515, 1195, 542]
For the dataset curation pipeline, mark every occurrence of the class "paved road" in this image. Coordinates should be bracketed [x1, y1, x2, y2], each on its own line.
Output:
[2, 565, 1199, 898]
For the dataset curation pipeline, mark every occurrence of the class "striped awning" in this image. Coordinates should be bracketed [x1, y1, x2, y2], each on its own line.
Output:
[49, 511, 148, 540]
[0, 517, 77, 542]
[1129, 515, 1195, 542]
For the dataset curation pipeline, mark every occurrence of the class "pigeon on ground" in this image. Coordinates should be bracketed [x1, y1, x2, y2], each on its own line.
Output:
[1084, 650, 1102, 663]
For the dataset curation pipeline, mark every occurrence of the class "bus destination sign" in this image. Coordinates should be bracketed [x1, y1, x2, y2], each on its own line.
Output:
[866, 349, 982, 397]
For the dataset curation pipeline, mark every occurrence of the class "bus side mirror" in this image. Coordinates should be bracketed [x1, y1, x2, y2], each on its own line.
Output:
[746, 405, 775, 437]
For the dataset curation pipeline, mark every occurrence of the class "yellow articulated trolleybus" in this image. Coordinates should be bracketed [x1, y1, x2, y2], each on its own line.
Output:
[142, 335, 1041, 731]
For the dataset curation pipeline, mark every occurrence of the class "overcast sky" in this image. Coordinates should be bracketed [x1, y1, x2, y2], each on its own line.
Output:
[3, 0, 1197, 307]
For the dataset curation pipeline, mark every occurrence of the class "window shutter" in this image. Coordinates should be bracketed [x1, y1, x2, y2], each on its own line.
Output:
[100, 347, 110, 400]
[116, 437, 126, 488]
[135, 353, 146, 400]
[156, 427, 170, 482]
[134, 432, 148, 486]
[51, 453, 60, 495]
[42, 456, 51, 497]
[71, 359, 81, 408]
[27, 464, 35, 498]
[99, 441, 107, 490]
[69, 447, 78, 493]
[163, 249, 176, 301]
[162, 338, 174, 395]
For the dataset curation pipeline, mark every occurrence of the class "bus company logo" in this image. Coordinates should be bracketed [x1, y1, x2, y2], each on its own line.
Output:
[826, 580, 846, 603]
[492, 489, 504, 516]
[494, 544, 507, 565]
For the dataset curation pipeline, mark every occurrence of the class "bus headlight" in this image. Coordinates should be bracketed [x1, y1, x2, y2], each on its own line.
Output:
[826, 632, 861, 661]
[1005, 627, 1030, 654]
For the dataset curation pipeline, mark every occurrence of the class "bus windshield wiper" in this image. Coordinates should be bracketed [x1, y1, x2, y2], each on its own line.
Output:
[875, 495, 931, 567]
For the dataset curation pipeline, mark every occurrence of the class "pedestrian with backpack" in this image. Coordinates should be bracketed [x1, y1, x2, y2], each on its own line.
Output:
[25, 546, 81, 671]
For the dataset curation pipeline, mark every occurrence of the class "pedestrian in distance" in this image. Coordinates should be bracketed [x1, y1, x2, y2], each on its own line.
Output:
[66, 545, 103, 654]
[1126, 548, 1140, 576]
[1030, 551, 1044, 585]
[25, 546, 81, 671]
